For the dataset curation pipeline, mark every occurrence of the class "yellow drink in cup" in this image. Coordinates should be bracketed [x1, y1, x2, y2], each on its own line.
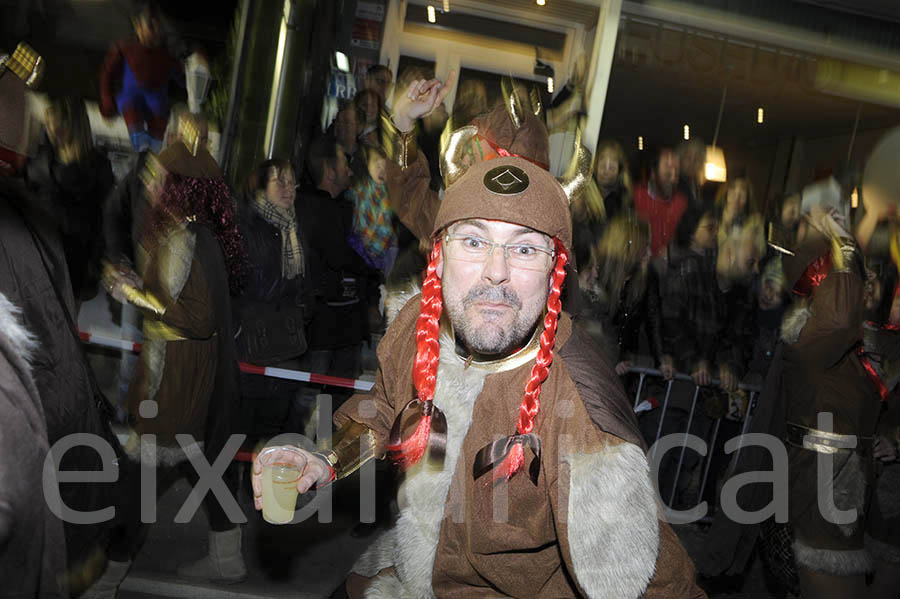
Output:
[258, 447, 303, 524]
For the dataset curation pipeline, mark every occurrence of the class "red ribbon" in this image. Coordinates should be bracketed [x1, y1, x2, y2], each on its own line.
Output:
[857, 346, 888, 402]
[792, 252, 833, 297]
[478, 135, 550, 171]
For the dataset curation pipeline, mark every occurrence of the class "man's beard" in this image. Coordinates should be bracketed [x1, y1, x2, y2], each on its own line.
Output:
[446, 284, 542, 356]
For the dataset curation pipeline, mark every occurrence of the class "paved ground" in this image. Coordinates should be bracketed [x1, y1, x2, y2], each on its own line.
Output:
[116, 471, 378, 599]
[111, 474, 780, 598]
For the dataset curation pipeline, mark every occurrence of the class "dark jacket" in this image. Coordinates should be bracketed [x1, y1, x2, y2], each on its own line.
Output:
[24, 143, 115, 300]
[234, 195, 313, 332]
[0, 179, 120, 570]
[581, 266, 666, 364]
[662, 249, 756, 375]
[0, 292, 67, 597]
[298, 186, 376, 350]
[103, 151, 150, 266]
[617, 267, 665, 363]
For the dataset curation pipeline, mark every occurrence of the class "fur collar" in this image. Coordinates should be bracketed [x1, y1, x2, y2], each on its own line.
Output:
[0, 292, 38, 379]
[384, 282, 421, 327]
[0, 293, 38, 371]
[564, 443, 660, 598]
[780, 298, 811, 344]
[354, 334, 489, 598]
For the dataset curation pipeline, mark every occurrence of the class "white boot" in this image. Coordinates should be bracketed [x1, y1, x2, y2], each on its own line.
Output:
[80, 560, 132, 599]
[176, 527, 247, 584]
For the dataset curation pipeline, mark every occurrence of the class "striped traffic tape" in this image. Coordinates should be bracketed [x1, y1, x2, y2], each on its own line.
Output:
[79, 330, 375, 393]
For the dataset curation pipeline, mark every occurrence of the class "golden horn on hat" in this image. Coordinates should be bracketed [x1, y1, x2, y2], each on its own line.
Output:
[0, 43, 44, 88]
[439, 124, 478, 189]
[529, 84, 543, 119]
[500, 76, 525, 130]
[178, 114, 201, 156]
[557, 119, 603, 216]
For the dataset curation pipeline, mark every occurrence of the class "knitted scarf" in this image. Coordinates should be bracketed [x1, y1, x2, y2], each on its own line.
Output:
[253, 192, 304, 280]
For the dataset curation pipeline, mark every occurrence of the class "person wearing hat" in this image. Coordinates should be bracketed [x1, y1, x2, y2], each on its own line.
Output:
[776, 168, 900, 597]
[1, 42, 126, 595]
[252, 155, 704, 598]
[92, 140, 247, 595]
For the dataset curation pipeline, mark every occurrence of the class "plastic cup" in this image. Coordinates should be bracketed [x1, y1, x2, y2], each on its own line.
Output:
[258, 447, 303, 525]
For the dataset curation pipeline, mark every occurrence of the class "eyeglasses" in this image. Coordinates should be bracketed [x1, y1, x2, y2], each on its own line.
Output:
[443, 234, 555, 271]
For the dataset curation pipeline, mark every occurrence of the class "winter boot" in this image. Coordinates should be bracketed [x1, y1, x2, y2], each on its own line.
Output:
[79, 559, 132, 599]
[176, 527, 247, 584]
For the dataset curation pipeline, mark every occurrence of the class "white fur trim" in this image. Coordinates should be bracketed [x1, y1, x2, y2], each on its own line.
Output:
[364, 571, 405, 599]
[0, 292, 38, 366]
[780, 299, 811, 344]
[353, 334, 488, 598]
[352, 528, 396, 578]
[122, 430, 205, 467]
[384, 282, 421, 327]
[564, 444, 660, 599]
[793, 539, 873, 575]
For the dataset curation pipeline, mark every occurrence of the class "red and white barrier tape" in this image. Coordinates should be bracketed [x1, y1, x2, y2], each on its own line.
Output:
[79, 331, 375, 392]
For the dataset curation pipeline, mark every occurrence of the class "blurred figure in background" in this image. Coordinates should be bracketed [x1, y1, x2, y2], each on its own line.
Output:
[354, 89, 382, 148]
[346, 145, 398, 277]
[298, 136, 375, 411]
[25, 96, 114, 303]
[97, 143, 246, 593]
[99, 0, 182, 153]
[571, 139, 631, 278]
[634, 147, 688, 258]
[365, 64, 393, 103]
[579, 215, 674, 379]
[744, 255, 788, 384]
[677, 138, 707, 210]
[862, 262, 900, 599]
[594, 138, 632, 221]
[1, 42, 124, 595]
[446, 78, 488, 132]
[234, 158, 312, 437]
[714, 176, 755, 244]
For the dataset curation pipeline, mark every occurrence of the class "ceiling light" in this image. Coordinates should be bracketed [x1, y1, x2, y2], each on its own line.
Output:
[683, 124, 690, 140]
[757, 107, 764, 124]
[547, 76, 554, 93]
[705, 146, 727, 182]
[443, 0, 450, 11]
[537, 0, 546, 5]
[427, 5, 436, 22]
[705, 80, 728, 182]
[638, 136, 644, 150]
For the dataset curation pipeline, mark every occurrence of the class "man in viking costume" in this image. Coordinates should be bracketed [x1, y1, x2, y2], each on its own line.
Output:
[252, 111, 705, 596]
[699, 161, 898, 596]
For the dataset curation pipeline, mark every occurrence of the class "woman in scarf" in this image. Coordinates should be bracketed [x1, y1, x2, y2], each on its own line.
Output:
[233, 158, 312, 436]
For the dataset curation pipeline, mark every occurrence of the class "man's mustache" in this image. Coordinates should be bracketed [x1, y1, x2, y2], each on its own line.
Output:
[463, 285, 521, 309]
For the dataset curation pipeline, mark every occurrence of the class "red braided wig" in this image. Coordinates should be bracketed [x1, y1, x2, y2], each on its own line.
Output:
[493, 238, 569, 482]
[387, 240, 443, 469]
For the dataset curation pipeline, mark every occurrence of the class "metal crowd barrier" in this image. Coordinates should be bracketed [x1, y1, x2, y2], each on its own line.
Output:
[83, 330, 764, 494]
[627, 365, 762, 509]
